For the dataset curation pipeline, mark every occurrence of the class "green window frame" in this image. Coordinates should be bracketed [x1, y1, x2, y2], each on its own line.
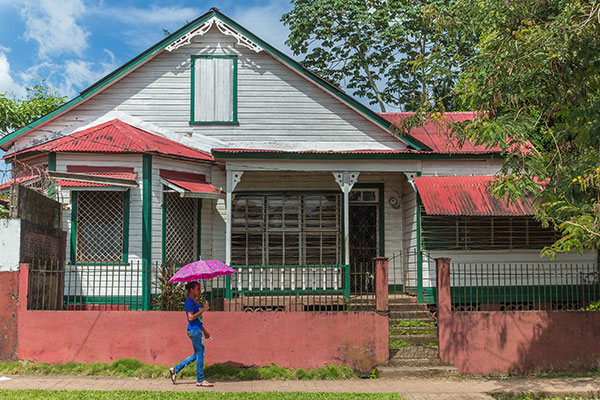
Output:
[70, 190, 130, 264]
[190, 55, 238, 124]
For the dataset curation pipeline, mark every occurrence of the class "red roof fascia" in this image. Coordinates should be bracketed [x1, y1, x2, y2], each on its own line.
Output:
[414, 175, 535, 216]
[6, 119, 214, 162]
[159, 169, 223, 194]
[67, 165, 134, 173]
[212, 148, 422, 155]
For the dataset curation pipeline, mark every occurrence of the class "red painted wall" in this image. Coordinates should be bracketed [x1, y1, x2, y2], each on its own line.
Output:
[436, 257, 600, 375]
[0, 271, 19, 360]
[438, 311, 600, 375]
[17, 310, 388, 372]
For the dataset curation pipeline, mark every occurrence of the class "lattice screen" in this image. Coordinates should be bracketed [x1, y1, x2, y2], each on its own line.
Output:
[76, 191, 124, 262]
[164, 192, 197, 264]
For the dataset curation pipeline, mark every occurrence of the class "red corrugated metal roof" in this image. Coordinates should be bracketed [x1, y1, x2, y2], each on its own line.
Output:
[379, 112, 500, 154]
[58, 172, 138, 187]
[159, 169, 223, 195]
[0, 174, 40, 191]
[7, 119, 214, 161]
[413, 175, 535, 216]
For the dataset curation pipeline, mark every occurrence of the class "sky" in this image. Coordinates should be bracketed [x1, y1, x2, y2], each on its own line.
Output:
[0, 0, 296, 100]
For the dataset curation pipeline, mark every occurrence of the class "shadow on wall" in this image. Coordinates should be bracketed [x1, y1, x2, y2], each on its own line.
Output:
[439, 310, 600, 375]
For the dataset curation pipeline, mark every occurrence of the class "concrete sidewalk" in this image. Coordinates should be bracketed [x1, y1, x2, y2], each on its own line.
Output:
[1, 375, 600, 399]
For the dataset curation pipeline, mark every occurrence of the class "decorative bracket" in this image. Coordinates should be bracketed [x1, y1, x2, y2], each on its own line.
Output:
[332, 172, 360, 193]
[227, 170, 244, 192]
[166, 16, 263, 53]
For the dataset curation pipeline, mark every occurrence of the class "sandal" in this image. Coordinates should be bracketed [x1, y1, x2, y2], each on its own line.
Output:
[196, 380, 214, 387]
[169, 368, 177, 385]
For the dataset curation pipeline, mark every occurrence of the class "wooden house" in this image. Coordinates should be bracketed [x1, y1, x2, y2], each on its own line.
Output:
[1, 9, 595, 310]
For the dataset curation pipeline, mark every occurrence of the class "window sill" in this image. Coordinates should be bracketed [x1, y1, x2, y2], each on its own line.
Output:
[189, 120, 239, 125]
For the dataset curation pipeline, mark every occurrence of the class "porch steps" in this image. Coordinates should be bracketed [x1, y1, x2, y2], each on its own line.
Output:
[377, 365, 459, 378]
[377, 295, 459, 378]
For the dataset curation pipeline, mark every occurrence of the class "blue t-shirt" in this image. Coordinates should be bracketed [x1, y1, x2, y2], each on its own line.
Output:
[184, 297, 203, 330]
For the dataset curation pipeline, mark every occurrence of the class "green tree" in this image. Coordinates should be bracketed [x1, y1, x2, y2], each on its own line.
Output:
[0, 80, 66, 137]
[281, 0, 476, 112]
[418, 0, 600, 254]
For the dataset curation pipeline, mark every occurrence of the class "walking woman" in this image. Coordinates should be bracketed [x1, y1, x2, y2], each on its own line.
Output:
[169, 281, 214, 387]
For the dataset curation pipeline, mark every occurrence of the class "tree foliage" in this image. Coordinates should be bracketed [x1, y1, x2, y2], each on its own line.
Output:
[0, 80, 66, 137]
[418, 0, 600, 254]
[281, 0, 476, 112]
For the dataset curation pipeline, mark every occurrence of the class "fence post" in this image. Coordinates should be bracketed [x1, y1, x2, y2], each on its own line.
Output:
[436, 258, 451, 317]
[225, 275, 231, 300]
[436, 257, 451, 365]
[375, 257, 389, 313]
[344, 264, 350, 300]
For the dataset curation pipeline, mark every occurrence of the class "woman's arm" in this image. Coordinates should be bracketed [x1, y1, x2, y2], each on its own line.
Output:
[187, 302, 210, 321]
[202, 326, 211, 339]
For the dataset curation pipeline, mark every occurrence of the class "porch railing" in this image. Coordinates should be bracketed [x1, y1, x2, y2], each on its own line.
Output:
[26, 260, 376, 312]
[450, 261, 600, 311]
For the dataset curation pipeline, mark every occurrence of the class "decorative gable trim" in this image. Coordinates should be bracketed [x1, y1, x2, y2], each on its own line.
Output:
[166, 16, 262, 53]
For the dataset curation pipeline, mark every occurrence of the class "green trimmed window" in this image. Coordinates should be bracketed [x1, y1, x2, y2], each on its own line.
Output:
[71, 190, 130, 263]
[231, 194, 342, 266]
[191, 55, 238, 124]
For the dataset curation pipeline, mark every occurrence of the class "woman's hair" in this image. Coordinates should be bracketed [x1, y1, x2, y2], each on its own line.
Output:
[185, 281, 200, 292]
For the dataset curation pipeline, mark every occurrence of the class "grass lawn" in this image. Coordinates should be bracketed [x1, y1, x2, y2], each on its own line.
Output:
[0, 359, 358, 381]
[0, 390, 403, 399]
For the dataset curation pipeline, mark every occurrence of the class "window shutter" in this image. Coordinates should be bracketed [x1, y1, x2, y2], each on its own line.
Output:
[194, 57, 234, 122]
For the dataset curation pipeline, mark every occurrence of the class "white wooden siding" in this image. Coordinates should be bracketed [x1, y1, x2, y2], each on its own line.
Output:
[421, 159, 502, 176]
[56, 153, 143, 265]
[11, 26, 408, 154]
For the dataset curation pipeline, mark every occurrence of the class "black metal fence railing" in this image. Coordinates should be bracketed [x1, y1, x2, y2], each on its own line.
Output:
[450, 261, 600, 311]
[26, 260, 378, 312]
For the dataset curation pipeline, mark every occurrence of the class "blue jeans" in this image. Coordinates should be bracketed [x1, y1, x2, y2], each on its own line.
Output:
[173, 329, 205, 382]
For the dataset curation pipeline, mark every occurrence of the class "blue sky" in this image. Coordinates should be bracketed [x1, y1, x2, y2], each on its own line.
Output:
[0, 0, 295, 99]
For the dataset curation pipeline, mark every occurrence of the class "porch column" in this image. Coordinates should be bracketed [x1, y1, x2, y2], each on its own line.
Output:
[332, 172, 359, 266]
[225, 170, 243, 265]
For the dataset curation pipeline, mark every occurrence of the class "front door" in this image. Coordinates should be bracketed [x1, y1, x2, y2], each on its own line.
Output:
[349, 189, 379, 294]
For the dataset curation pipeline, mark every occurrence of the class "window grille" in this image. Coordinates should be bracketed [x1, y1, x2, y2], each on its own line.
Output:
[75, 191, 125, 263]
[232, 194, 341, 266]
[164, 192, 197, 264]
[421, 213, 560, 250]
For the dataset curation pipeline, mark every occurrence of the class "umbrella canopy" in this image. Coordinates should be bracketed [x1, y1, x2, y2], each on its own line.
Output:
[169, 260, 237, 283]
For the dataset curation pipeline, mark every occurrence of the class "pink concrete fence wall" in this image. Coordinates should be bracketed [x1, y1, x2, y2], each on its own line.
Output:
[16, 263, 389, 372]
[436, 258, 600, 375]
[0, 271, 19, 360]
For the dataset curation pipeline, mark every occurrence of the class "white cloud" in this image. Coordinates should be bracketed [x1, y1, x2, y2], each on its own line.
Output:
[18, 49, 117, 98]
[0, 49, 26, 97]
[19, 0, 89, 59]
[231, 1, 293, 57]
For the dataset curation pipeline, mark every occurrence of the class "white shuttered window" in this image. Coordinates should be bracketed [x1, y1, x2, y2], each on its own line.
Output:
[192, 55, 237, 123]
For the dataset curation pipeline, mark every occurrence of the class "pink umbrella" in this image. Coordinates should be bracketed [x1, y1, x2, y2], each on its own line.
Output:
[169, 260, 237, 283]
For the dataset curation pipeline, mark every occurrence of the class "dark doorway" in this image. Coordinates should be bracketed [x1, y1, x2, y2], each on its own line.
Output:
[349, 203, 379, 294]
